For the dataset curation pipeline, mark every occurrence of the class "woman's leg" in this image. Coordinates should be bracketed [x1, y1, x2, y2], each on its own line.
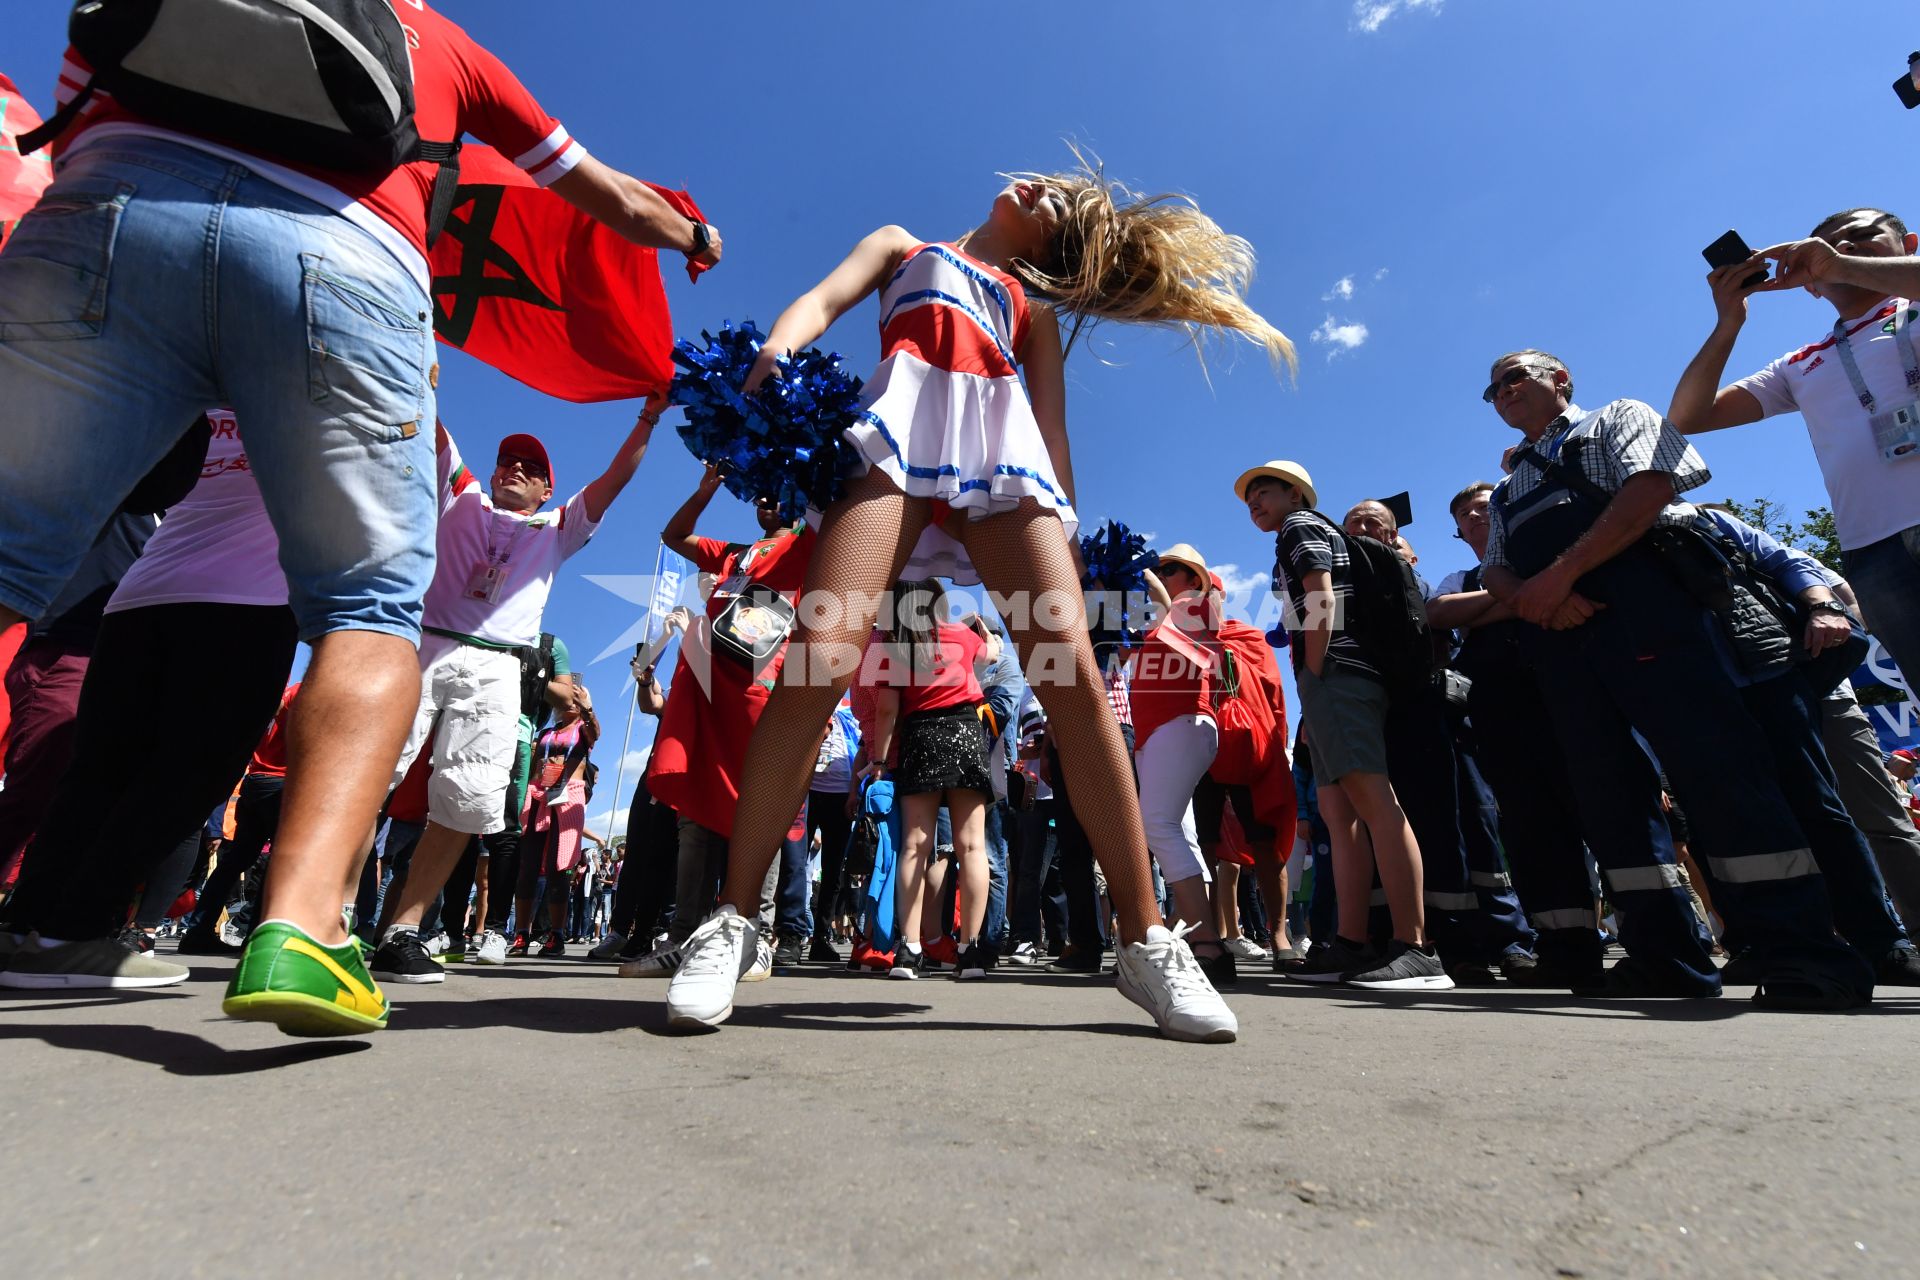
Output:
[716, 468, 932, 914]
[895, 792, 941, 944]
[1212, 860, 1242, 939]
[948, 789, 990, 943]
[956, 503, 1162, 944]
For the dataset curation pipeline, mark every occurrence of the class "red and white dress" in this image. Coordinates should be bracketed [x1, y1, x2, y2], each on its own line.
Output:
[840, 242, 1078, 583]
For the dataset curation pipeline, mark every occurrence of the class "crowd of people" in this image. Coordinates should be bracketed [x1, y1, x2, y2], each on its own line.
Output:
[2, 3, 1919, 1048]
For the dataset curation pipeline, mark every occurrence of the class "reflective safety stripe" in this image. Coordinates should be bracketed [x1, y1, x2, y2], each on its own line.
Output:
[1605, 863, 1684, 893]
[1368, 888, 1389, 906]
[1470, 870, 1513, 889]
[1531, 907, 1598, 930]
[1707, 848, 1820, 884]
[1424, 890, 1480, 911]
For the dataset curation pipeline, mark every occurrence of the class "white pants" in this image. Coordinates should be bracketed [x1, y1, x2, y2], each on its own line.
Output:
[1134, 715, 1219, 885]
[391, 634, 522, 835]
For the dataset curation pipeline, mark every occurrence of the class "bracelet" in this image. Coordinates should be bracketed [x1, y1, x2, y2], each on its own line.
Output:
[639, 407, 662, 425]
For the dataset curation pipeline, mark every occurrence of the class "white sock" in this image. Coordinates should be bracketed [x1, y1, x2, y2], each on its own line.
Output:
[381, 924, 417, 946]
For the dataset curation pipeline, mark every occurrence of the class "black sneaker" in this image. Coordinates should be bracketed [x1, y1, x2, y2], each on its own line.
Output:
[772, 933, 803, 968]
[1444, 960, 1499, 987]
[116, 927, 156, 956]
[953, 941, 990, 981]
[537, 931, 565, 957]
[506, 931, 530, 957]
[1497, 951, 1539, 984]
[1046, 946, 1104, 975]
[369, 930, 447, 985]
[1288, 937, 1376, 985]
[1877, 945, 1920, 986]
[176, 927, 242, 956]
[888, 944, 928, 980]
[807, 935, 840, 964]
[1346, 940, 1454, 991]
[1195, 945, 1238, 989]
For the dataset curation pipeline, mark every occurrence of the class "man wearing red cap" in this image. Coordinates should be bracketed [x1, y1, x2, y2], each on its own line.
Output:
[366, 407, 661, 984]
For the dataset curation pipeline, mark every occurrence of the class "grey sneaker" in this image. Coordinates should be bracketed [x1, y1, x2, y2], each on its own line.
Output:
[587, 931, 628, 962]
[619, 940, 685, 978]
[0, 934, 190, 989]
[1346, 940, 1455, 991]
[471, 930, 509, 966]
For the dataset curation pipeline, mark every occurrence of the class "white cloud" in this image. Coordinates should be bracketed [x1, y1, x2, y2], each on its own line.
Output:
[1210, 562, 1273, 611]
[1373, 267, 1390, 282]
[1322, 275, 1355, 302]
[1353, 0, 1443, 34]
[1310, 315, 1370, 358]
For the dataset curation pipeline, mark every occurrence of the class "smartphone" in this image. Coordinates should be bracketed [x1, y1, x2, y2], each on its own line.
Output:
[1703, 230, 1768, 290]
[1896, 55, 1920, 109]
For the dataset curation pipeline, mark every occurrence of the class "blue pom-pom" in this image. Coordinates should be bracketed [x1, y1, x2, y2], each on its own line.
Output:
[670, 321, 867, 523]
[1079, 519, 1160, 649]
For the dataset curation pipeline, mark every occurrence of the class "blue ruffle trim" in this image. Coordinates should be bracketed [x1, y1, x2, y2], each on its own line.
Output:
[670, 321, 866, 523]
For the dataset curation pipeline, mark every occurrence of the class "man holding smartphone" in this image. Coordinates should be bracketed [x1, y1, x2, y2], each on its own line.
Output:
[1668, 207, 1920, 693]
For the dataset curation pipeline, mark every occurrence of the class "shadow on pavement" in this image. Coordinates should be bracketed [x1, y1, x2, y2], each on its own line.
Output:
[0, 1022, 371, 1074]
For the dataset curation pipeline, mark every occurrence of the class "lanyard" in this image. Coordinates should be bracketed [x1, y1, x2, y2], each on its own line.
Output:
[1831, 300, 1920, 413]
[483, 509, 534, 570]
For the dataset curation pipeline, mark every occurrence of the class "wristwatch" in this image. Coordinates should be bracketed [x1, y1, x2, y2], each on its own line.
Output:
[1810, 599, 1851, 616]
[687, 218, 711, 257]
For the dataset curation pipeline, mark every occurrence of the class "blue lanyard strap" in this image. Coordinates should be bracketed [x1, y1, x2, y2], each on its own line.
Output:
[1831, 300, 1920, 413]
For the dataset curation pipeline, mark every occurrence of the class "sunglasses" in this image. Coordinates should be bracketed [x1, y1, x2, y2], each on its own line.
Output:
[496, 454, 549, 481]
[1483, 364, 1546, 404]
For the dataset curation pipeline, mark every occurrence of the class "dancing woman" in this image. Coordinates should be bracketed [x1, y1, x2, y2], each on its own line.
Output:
[665, 152, 1293, 1040]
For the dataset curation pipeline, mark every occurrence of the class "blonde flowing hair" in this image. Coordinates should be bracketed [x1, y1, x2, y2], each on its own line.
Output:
[1003, 145, 1296, 376]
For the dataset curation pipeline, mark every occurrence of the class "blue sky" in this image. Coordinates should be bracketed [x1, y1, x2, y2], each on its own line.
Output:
[11, 1, 1909, 818]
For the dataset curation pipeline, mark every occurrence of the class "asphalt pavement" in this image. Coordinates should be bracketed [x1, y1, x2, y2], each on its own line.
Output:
[2, 946, 1916, 1279]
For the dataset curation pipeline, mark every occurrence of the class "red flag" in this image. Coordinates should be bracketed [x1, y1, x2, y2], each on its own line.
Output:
[429, 145, 703, 403]
[0, 73, 54, 252]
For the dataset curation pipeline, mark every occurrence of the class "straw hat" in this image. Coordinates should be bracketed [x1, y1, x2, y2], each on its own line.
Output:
[1156, 542, 1210, 583]
[1233, 459, 1317, 508]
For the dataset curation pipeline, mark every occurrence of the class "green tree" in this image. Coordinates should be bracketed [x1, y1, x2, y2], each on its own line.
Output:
[1718, 497, 1844, 574]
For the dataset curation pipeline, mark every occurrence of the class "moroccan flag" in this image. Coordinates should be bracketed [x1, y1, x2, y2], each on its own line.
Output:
[429, 144, 704, 403]
[0, 73, 54, 251]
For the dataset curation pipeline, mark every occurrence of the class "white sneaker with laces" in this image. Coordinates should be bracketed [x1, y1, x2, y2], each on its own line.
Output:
[424, 931, 451, 957]
[741, 935, 774, 983]
[1116, 922, 1238, 1044]
[472, 930, 509, 966]
[665, 907, 756, 1029]
[1222, 935, 1269, 962]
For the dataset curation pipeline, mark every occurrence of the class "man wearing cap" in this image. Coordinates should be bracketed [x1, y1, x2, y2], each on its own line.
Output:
[1237, 460, 1450, 991]
[367, 404, 663, 984]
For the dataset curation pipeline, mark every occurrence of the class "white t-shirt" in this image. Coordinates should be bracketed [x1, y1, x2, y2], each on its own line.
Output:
[422, 431, 598, 648]
[106, 410, 288, 614]
[1733, 297, 1920, 550]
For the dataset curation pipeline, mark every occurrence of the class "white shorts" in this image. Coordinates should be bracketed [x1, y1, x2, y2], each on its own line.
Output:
[392, 633, 522, 835]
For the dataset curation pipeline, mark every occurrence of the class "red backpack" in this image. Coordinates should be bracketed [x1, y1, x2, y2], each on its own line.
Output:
[1209, 620, 1285, 786]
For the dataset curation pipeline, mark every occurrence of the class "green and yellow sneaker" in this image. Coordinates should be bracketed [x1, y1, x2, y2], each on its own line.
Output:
[223, 920, 389, 1037]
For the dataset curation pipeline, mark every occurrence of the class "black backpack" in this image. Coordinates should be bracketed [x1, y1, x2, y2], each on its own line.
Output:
[22, 0, 462, 239]
[1308, 511, 1436, 697]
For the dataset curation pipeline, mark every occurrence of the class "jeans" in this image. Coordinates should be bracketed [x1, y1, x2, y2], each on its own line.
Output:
[0, 136, 436, 640]
[671, 820, 728, 942]
[775, 832, 812, 939]
[1842, 524, 1920, 695]
[1822, 690, 1920, 926]
[983, 801, 1009, 951]
[1008, 800, 1060, 946]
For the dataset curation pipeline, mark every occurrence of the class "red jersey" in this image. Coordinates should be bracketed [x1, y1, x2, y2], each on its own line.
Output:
[247, 682, 301, 779]
[55, 1, 583, 271]
[1127, 601, 1217, 745]
[647, 529, 816, 837]
[870, 623, 985, 716]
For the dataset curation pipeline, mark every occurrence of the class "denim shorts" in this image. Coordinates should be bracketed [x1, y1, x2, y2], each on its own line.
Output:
[0, 135, 436, 641]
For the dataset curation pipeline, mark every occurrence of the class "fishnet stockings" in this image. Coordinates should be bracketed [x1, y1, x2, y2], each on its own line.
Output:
[717, 468, 932, 910]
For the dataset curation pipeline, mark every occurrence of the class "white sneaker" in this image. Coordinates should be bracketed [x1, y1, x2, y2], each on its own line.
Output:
[1222, 936, 1269, 962]
[665, 907, 756, 1029]
[1005, 941, 1041, 966]
[741, 936, 774, 983]
[472, 930, 509, 966]
[618, 941, 685, 978]
[424, 931, 451, 957]
[1116, 923, 1238, 1044]
[587, 931, 627, 962]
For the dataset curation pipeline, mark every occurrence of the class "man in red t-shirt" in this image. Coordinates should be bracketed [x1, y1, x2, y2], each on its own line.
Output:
[0, 2, 723, 1032]
[624, 467, 814, 975]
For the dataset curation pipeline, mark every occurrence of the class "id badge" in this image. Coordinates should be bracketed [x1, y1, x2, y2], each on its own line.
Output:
[1872, 402, 1920, 461]
[715, 570, 748, 598]
[463, 563, 505, 603]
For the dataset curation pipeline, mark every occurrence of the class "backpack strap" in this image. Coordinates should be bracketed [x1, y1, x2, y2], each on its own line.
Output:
[418, 139, 464, 248]
[17, 81, 96, 156]
[1511, 435, 1613, 510]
